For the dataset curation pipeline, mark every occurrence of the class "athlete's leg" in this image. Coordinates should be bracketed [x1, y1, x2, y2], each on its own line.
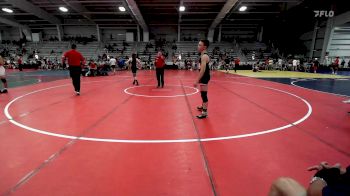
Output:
[1, 77, 8, 93]
[197, 84, 208, 119]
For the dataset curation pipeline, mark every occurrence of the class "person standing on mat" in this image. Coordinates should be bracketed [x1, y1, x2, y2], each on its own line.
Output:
[17, 56, 23, 71]
[155, 51, 166, 88]
[0, 56, 8, 94]
[126, 53, 142, 86]
[62, 44, 85, 96]
[194, 40, 211, 119]
[332, 56, 339, 75]
[313, 58, 319, 73]
[224, 56, 230, 73]
[234, 57, 240, 73]
[109, 56, 117, 75]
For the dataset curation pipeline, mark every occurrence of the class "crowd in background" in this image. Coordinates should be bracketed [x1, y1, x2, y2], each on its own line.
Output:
[250, 56, 350, 74]
[104, 41, 129, 54]
[1, 37, 350, 75]
[62, 35, 97, 44]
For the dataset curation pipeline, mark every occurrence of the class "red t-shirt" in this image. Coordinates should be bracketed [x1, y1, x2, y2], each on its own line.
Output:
[155, 56, 165, 68]
[334, 58, 339, 65]
[90, 63, 97, 69]
[62, 49, 85, 66]
[18, 59, 22, 65]
[235, 59, 240, 65]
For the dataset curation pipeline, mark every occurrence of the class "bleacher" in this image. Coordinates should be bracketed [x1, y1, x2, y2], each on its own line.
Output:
[240, 42, 271, 62]
[99, 41, 135, 59]
[35, 42, 69, 60]
[134, 41, 157, 62]
[20, 41, 132, 60]
[175, 41, 238, 61]
[76, 42, 100, 60]
[135, 42, 149, 55]
[2, 41, 274, 66]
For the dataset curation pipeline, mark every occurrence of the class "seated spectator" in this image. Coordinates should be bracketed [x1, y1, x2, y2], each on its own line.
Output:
[88, 60, 97, 77]
[172, 44, 177, 51]
[269, 162, 350, 196]
[118, 57, 126, 69]
[253, 62, 261, 72]
[123, 41, 129, 47]
[98, 62, 109, 76]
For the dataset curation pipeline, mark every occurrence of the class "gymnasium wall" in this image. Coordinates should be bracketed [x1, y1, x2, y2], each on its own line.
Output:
[150, 26, 177, 41]
[0, 27, 21, 41]
[42, 29, 58, 39]
[221, 29, 256, 40]
[300, 24, 326, 59]
[101, 29, 127, 41]
[180, 29, 206, 41]
[63, 26, 97, 37]
[328, 27, 350, 57]
[41, 27, 130, 41]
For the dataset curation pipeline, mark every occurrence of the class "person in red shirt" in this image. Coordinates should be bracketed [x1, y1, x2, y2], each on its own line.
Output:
[0, 56, 8, 93]
[89, 60, 97, 77]
[332, 57, 339, 74]
[62, 44, 85, 95]
[155, 51, 166, 88]
[234, 58, 240, 73]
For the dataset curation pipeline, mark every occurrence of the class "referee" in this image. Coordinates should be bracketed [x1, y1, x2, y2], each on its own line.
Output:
[155, 51, 166, 88]
[62, 44, 85, 95]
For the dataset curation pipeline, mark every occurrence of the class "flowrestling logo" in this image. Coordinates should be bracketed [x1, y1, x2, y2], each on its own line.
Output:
[314, 10, 334, 17]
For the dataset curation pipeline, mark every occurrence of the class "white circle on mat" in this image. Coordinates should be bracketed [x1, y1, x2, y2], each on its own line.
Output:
[4, 80, 312, 143]
[124, 85, 199, 98]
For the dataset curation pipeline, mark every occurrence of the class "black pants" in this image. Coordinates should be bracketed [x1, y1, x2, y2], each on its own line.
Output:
[234, 64, 238, 72]
[156, 68, 164, 87]
[69, 66, 82, 92]
[18, 64, 23, 71]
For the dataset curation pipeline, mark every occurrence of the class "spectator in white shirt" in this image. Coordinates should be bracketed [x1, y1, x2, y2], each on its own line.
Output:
[109, 56, 117, 75]
[292, 59, 298, 71]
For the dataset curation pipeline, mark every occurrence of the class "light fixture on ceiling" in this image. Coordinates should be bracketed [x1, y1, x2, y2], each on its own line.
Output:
[2, 8, 13, 13]
[59, 6, 68, 12]
[239, 6, 247, 12]
[119, 6, 126, 12]
[179, 6, 185, 12]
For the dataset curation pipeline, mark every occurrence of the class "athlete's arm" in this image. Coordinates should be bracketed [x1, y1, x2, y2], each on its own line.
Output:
[125, 58, 131, 69]
[80, 53, 86, 67]
[137, 59, 142, 66]
[136, 59, 142, 69]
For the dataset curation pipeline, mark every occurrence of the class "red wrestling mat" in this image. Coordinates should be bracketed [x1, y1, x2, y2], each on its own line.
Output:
[0, 70, 349, 195]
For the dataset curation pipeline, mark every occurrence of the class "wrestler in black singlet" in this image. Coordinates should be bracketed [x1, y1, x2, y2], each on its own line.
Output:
[199, 52, 210, 84]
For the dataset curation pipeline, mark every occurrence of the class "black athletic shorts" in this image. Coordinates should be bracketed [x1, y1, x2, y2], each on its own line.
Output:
[199, 76, 210, 84]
